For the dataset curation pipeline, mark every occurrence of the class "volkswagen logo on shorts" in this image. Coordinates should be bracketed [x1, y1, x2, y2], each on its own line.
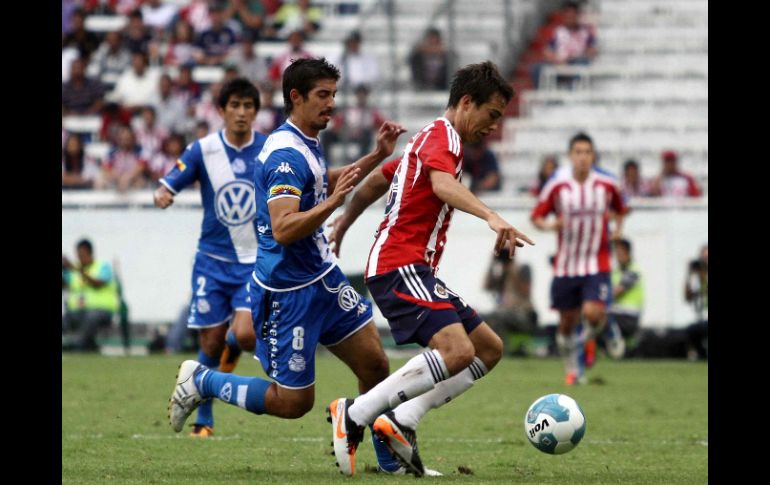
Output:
[338, 285, 360, 311]
[215, 180, 256, 226]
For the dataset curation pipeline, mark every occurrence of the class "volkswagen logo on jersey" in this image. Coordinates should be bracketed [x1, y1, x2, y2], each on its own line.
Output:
[215, 180, 257, 226]
[231, 157, 247, 174]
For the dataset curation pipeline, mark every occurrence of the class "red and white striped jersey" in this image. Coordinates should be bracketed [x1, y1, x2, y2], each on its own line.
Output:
[366, 117, 463, 278]
[531, 171, 629, 277]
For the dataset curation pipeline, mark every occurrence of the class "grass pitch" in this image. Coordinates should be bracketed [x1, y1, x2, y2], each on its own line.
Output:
[62, 353, 707, 484]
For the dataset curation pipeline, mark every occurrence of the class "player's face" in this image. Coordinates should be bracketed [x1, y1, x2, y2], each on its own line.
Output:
[462, 92, 507, 143]
[220, 95, 258, 136]
[569, 140, 594, 177]
[294, 79, 337, 133]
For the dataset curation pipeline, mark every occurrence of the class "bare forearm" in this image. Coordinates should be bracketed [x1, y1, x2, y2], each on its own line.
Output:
[431, 171, 494, 221]
[329, 151, 386, 195]
[272, 199, 339, 245]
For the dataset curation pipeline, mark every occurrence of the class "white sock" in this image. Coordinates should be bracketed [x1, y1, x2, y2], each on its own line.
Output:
[556, 332, 579, 374]
[348, 349, 448, 426]
[392, 357, 488, 429]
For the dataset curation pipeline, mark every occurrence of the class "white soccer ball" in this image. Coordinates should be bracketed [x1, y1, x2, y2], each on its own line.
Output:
[524, 393, 586, 454]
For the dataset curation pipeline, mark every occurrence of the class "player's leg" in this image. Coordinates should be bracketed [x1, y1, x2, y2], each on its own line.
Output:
[220, 282, 255, 373]
[578, 272, 611, 370]
[551, 276, 584, 384]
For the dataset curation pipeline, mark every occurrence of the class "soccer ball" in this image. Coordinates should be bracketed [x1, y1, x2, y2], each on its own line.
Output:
[524, 394, 586, 454]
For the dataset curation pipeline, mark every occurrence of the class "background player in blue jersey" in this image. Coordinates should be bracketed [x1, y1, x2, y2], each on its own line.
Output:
[168, 58, 416, 475]
[155, 78, 266, 437]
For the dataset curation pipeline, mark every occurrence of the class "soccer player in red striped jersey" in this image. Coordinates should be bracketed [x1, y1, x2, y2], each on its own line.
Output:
[531, 132, 629, 385]
[326, 61, 534, 476]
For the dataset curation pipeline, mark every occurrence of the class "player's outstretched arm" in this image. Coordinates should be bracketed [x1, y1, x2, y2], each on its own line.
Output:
[430, 169, 534, 257]
[153, 185, 175, 209]
[328, 121, 406, 194]
[270, 165, 361, 245]
[328, 167, 391, 257]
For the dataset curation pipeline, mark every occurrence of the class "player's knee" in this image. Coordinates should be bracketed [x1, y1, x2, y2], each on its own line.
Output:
[478, 333, 503, 370]
[281, 398, 314, 419]
[442, 340, 476, 375]
[584, 307, 605, 324]
[367, 351, 390, 382]
[234, 327, 256, 352]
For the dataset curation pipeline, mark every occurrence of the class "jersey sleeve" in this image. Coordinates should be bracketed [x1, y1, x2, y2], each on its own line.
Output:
[160, 141, 202, 194]
[381, 158, 400, 182]
[607, 181, 630, 215]
[530, 180, 558, 220]
[263, 149, 309, 204]
[421, 126, 460, 176]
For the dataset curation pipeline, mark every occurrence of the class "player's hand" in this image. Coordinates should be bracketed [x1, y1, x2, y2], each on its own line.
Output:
[610, 230, 622, 242]
[487, 212, 534, 258]
[327, 165, 361, 209]
[551, 216, 564, 232]
[154, 186, 174, 209]
[373, 121, 407, 159]
[327, 216, 350, 257]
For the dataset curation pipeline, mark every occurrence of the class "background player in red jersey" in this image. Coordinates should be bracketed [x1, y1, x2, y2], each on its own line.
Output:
[531, 132, 629, 385]
[326, 61, 534, 476]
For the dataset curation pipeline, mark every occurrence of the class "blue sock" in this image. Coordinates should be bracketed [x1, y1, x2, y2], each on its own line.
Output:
[195, 369, 271, 415]
[371, 423, 401, 471]
[194, 350, 220, 427]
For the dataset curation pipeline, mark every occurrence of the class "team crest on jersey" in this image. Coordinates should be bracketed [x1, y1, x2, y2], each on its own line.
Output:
[288, 353, 306, 372]
[197, 298, 211, 314]
[434, 283, 448, 299]
[276, 162, 294, 174]
[269, 184, 302, 198]
[231, 157, 247, 174]
[175, 159, 187, 172]
[215, 180, 256, 226]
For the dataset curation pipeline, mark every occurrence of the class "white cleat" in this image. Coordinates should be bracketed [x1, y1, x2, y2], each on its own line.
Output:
[168, 360, 205, 433]
[327, 398, 365, 476]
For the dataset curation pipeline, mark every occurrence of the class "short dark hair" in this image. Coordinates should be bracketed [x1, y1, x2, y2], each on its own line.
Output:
[282, 58, 340, 115]
[568, 132, 594, 151]
[76, 239, 93, 254]
[614, 238, 631, 253]
[623, 159, 638, 170]
[447, 61, 514, 109]
[217, 77, 261, 110]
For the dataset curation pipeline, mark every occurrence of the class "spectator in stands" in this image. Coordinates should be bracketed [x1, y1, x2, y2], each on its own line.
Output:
[533, 1, 597, 88]
[224, 33, 271, 85]
[253, 82, 284, 133]
[267, 30, 314, 86]
[179, 0, 212, 34]
[195, 82, 225, 133]
[97, 124, 148, 192]
[62, 133, 100, 190]
[63, 8, 100, 59]
[195, 120, 210, 139]
[619, 159, 651, 198]
[141, 0, 179, 38]
[684, 244, 708, 359]
[409, 27, 453, 90]
[527, 154, 559, 196]
[88, 31, 132, 87]
[648, 150, 702, 198]
[123, 9, 153, 55]
[62, 0, 80, 34]
[463, 140, 502, 193]
[108, 52, 162, 113]
[62, 58, 106, 116]
[131, 105, 168, 161]
[100, 102, 133, 145]
[482, 248, 538, 347]
[329, 31, 380, 91]
[175, 64, 202, 104]
[321, 84, 386, 165]
[62, 239, 120, 352]
[148, 133, 186, 182]
[194, 3, 237, 66]
[164, 19, 199, 67]
[224, 0, 266, 41]
[268, 0, 323, 40]
[152, 74, 193, 136]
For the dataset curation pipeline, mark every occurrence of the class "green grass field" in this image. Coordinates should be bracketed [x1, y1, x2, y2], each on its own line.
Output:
[62, 354, 707, 484]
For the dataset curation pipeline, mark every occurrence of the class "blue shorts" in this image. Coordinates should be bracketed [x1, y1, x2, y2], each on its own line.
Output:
[251, 266, 373, 389]
[366, 264, 483, 347]
[550, 272, 612, 310]
[187, 252, 253, 329]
